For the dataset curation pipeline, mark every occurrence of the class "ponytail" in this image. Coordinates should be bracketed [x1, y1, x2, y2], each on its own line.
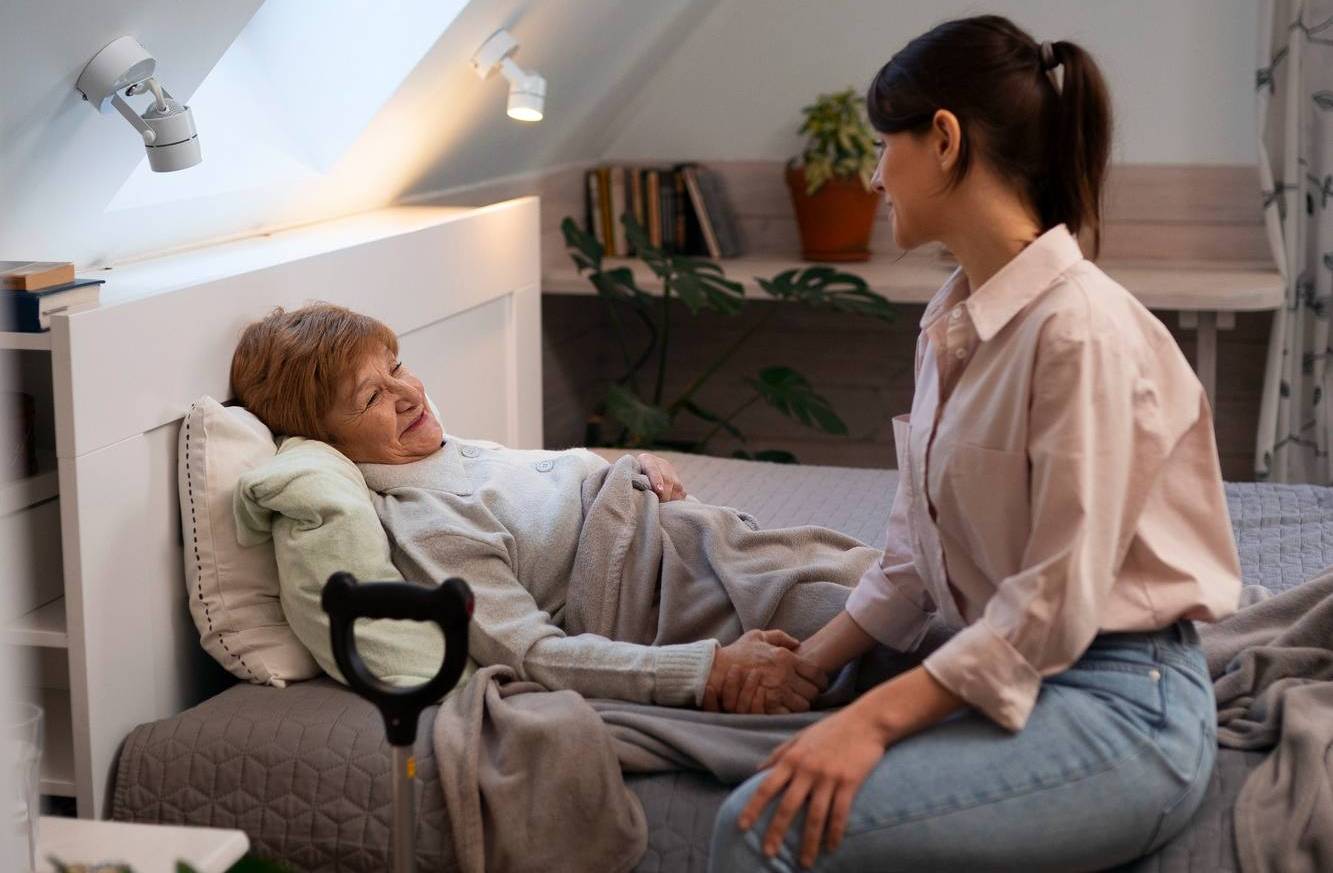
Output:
[1040, 40, 1112, 257]
[867, 17, 1113, 258]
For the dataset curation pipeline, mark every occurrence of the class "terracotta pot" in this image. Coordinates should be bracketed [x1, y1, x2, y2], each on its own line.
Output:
[785, 165, 881, 262]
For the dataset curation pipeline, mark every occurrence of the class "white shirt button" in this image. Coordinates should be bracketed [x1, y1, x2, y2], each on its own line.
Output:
[951, 307, 963, 320]
[954, 347, 967, 360]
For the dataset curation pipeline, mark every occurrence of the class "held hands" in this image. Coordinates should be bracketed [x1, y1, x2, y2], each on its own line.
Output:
[636, 453, 688, 502]
[702, 629, 830, 715]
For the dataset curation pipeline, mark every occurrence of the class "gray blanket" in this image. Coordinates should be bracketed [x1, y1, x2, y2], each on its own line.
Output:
[432, 455, 878, 871]
[1198, 569, 1333, 873]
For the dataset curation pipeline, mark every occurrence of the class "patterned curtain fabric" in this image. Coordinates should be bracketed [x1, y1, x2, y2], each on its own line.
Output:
[1255, 0, 1333, 483]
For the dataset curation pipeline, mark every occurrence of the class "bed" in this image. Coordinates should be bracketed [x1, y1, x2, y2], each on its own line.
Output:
[109, 450, 1333, 873]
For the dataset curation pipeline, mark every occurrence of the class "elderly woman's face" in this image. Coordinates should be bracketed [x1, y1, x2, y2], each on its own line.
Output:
[324, 346, 443, 464]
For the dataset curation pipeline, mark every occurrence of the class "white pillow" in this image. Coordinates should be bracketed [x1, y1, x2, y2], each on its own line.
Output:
[177, 397, 321, 686]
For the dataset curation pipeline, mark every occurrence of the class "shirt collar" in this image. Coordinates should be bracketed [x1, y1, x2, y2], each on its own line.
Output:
[919, 224, 1084, 342]
[358, 436, 473, 496]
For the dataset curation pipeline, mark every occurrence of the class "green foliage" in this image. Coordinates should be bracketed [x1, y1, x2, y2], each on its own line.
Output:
[562, 212, 895, 460]
[794, 88, 879, 196]
[746, 367, 848, 436]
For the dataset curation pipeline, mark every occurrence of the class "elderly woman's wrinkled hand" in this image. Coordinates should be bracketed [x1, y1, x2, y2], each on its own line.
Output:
[702, 629, 829, 715]
[636, 452, 688, 502]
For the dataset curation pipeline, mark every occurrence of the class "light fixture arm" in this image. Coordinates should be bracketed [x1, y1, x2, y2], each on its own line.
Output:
[110, 92, 158, 144]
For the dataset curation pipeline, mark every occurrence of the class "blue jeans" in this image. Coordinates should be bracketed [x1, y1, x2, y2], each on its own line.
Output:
[710, 622, 1216, 872]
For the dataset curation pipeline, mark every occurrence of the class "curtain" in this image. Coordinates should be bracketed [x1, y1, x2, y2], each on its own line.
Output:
[1255, 0, 1333, 483]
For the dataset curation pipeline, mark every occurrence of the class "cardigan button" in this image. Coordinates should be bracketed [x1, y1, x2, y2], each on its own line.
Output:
[460, 445, 480, 458]
[535, 459, 554, 472]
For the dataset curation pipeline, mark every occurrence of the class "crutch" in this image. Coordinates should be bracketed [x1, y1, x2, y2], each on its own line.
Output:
[322, 571, 474, 873]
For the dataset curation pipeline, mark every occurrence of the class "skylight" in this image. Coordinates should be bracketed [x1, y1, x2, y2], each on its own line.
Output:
[108, 0, 469, 210]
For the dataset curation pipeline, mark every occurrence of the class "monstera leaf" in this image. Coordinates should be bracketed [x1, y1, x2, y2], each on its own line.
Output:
[758, 266, 893, 320]
[561, 216, 604, 273]
[669, 257, 745, 315]
[589, 266, 647, 303]
[622, 214, 672, 280]
[746, 366, 848, 435]
[605, 383, 672, 444]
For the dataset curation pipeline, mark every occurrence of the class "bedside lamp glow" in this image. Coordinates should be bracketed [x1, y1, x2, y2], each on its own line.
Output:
[472, 29, 546, 123]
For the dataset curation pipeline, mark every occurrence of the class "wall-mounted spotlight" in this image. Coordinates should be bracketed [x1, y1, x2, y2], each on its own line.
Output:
[76, 36, 201, 172]
[471, 29, 546, 123]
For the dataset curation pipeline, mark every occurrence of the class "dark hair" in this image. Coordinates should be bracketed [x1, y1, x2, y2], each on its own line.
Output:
[866, 15, 1112, 257]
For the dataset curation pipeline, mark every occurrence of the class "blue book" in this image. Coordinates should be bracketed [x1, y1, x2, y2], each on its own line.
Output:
[4, 279, 104, 332]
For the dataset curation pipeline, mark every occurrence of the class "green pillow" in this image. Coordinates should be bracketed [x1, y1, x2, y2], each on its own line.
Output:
[234, 436, 476, 689]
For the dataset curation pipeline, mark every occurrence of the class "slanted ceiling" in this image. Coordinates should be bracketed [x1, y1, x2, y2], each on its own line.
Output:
[0, 0, 714, 267]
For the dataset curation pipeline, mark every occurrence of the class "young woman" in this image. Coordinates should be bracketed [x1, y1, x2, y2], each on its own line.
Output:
[710, 15, 1242, 872]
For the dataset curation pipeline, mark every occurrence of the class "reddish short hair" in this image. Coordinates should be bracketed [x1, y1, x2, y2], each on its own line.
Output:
[229, 303, 398, 440]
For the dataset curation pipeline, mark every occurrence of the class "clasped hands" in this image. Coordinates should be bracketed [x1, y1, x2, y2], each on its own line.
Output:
[702, 629, 829, 714]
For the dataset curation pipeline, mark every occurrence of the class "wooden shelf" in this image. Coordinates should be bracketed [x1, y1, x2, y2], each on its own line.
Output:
[4, 597, 68, 648]
[543, 253, 1285, 313]
[0, 331, 52, 351]
[0, 468, 59, 515]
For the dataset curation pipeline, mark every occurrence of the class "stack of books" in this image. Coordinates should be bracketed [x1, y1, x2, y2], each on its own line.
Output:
[1, 261, 103, 332]
[586, 163, 742, 260]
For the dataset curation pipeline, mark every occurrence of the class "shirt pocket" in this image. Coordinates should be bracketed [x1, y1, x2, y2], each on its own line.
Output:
[933, 439, 1030, 582]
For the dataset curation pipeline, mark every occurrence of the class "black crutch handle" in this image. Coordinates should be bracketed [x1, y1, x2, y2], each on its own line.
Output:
[321, 571, 473, 746]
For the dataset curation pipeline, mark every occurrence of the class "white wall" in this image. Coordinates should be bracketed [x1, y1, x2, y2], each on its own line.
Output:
[602, 0, 1261, 166]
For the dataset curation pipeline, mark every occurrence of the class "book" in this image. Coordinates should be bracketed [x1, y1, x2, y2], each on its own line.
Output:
[646, 170, 662, 249]
[659, 169, 675, 254]
[629, 169, 644, 255]
[586, 170, 606, 251]
[682, 166, 722, 259]
[695, 168, 742, 257]
[4, 279, 103, 332]
[0, 261, 75, 292]
[597, 166, 616, 258]
[610, 167, 628, 257]
[673, 170, 688, 252]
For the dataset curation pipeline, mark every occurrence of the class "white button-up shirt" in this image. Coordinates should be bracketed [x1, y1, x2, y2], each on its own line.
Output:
[846, 225, 1242, 731]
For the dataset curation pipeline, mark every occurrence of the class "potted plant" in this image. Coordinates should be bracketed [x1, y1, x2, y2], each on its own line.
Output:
[786, 88, 881, 262]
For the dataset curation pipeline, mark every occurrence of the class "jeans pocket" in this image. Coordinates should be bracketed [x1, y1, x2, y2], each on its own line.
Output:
[1059, 656, 1167, 731]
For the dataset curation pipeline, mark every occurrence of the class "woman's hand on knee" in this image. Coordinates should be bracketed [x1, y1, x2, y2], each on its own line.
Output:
[702, 629, 828, 714]
[738, 706, 891, 868]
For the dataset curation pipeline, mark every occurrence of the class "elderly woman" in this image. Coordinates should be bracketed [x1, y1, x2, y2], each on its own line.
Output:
[231, 303, 879, 713]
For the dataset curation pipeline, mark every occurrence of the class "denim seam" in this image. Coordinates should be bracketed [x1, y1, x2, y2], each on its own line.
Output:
[842, 739, 1157, 839]
[1136, 715, 1212, 857]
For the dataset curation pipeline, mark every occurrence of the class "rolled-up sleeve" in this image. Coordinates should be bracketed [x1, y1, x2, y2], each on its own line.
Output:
[846, 468, 937, 652]
[922, 313, 1175, 731]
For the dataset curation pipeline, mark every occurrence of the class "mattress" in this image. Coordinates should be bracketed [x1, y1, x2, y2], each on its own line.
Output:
[111, 453, 1333, 872]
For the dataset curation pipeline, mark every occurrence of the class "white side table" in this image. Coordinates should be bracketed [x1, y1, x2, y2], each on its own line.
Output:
[35, 816, 250, 873]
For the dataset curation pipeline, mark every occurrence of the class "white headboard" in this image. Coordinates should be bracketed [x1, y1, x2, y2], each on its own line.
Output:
[48, 197, 543, 815]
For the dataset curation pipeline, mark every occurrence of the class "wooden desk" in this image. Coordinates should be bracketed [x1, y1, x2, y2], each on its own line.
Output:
[543, 253, 1283, 405]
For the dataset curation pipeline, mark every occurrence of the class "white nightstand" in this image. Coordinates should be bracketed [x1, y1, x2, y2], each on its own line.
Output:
[35, 816, 250, 873]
